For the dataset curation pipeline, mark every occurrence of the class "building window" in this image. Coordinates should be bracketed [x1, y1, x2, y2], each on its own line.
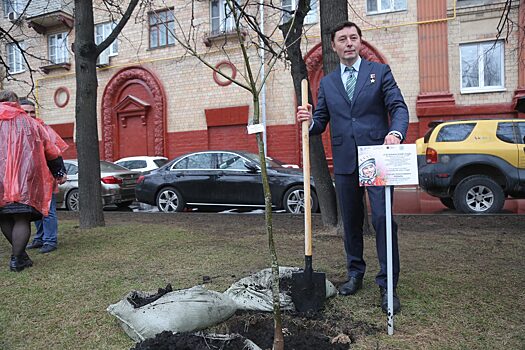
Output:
[210, 0, 240, 35]
[2, 0, 26, 16]
[48, 32, 69, 64]
[149, 9, 175, 49]
[95, 22, 118, 56]
[460, 40, 504, 93]
[6, 41, 24, 73]
[282, 0, 318, 24]
[366, 0, 407, 14]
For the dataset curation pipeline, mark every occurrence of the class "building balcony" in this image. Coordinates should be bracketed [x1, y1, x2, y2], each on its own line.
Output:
[203, 29, 247, 47]
[40, 62, 71, 74]
[25, 0, 74, 34]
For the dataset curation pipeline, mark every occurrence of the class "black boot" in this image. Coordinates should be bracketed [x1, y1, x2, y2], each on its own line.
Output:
[21, 251, 33, 267]
[10, 255, 30, 272]
[380, 286, 401, 314]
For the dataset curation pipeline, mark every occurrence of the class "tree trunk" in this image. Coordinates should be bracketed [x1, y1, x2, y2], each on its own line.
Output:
[319, 1, 347, 73]
[318, 0, 373, 234]
[280, 0, 338, 227]
[74, 0, 105, 228]
[252, 92, 284, 350]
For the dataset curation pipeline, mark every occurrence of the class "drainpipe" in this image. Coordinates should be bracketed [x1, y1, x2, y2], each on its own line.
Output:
[259, 0, 267, 155]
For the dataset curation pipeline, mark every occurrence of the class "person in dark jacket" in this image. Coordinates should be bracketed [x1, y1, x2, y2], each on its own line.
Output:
[296, 22, 409, 314]
[19, 98, 68, 254]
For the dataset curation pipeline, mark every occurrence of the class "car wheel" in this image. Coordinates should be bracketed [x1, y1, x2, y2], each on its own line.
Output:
[439, 197, 455, 210]
[66, 189, 80, 211]
[453, 175, 505, 214]
[283, 185, 319, 214]
[156, 187, 185, 213]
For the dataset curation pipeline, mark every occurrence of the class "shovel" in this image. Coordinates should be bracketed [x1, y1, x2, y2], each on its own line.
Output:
[291, 79, 326, 313]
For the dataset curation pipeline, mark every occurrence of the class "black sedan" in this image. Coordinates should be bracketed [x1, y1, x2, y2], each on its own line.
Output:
[135, 150, 318, 213]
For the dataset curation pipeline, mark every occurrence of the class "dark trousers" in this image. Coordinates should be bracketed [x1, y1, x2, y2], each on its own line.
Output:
[335, 172, 400, 288]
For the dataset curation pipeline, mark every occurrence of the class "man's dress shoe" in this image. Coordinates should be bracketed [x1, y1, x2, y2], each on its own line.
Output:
[338, 277, 363, 296]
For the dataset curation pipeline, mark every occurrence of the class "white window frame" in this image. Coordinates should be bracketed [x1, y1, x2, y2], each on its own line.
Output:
[366, 0, 407, 15]
[48, 32, 69, 64]
[460, 40, 505, 93]
[2, 0, 26, 16]
[210, 0, 238, 35]
[6, 41, 24, 74]
[281, 0, 318, 25]
[95, 22, 118, 57]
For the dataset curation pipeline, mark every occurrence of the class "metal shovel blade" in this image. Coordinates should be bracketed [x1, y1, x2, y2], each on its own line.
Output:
[291, 257, 326, 312]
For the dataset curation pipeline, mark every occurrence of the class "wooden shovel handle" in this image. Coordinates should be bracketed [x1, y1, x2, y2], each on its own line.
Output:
[301, 79, 312, 256]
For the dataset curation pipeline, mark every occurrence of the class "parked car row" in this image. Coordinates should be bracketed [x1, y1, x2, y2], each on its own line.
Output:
[57, 153, 317, 214]
[58, 121, 524, 215]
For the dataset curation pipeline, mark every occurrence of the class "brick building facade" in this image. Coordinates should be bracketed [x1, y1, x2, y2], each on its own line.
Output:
[1, 0, 523, 167]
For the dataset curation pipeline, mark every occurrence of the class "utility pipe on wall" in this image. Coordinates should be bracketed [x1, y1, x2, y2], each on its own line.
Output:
[259, 0, 267, 155]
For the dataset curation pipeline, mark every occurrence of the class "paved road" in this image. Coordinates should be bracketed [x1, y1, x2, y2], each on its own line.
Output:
[393, 186, 525, 214]
[98, 186, 525, 215]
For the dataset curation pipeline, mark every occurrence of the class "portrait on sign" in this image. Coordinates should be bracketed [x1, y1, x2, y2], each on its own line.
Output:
[357, 144, 419, 187]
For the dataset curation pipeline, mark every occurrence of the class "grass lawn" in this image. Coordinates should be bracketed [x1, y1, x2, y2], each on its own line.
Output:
[0, 213, 523, 349]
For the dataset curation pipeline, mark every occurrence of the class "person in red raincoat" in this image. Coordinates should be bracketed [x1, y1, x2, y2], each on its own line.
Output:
[0, 90, 66, 272]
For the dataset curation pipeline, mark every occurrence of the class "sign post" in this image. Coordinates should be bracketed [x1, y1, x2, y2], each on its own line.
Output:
[357, 144, 418, 335]
[385, 185, 394, 334]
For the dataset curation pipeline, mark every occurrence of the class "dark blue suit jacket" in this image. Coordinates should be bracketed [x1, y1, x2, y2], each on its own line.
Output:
[311, 59, 409, 174]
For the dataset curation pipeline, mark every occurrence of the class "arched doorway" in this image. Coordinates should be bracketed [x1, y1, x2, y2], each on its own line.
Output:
[303, 41, 388, 168]
[101, 66, 167, 161]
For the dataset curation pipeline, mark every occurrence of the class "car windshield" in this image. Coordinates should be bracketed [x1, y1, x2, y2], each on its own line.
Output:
[100, 161, 130, 172]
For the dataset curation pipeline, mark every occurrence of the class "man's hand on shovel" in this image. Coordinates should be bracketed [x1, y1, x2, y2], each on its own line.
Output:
[296, 104, 313, 126]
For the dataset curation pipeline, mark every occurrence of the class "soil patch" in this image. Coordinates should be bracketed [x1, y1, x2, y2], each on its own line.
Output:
[131, 310, 376, 350]
[131, 331, 249, 350]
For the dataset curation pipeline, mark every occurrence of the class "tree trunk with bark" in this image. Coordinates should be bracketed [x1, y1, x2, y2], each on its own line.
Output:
[280, 0, 338, 227]
[74, 0, 104, 228]
[319, 1, 372, 234]
[73, 0, 140, 228]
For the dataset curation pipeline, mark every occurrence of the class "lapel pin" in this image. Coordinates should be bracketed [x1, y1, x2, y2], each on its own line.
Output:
[370, 73, 376, 84]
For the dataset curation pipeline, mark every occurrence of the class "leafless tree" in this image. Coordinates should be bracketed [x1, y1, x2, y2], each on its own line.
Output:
[1, 1, 151, 227]
[155, 0, 334, 347]
[74, 0, 148, 228]
[279, 0, 339, 228]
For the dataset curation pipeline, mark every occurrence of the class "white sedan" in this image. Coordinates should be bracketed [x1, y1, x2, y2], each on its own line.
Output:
[115, 156, 168, 174]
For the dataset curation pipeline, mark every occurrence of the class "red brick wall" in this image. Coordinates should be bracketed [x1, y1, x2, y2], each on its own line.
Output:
[164, 124, 299, 162]
[209, 125, 258, 153]
[266, 124, 299, 164]
[64, 122, 427, 162]
[405, 122, 421, 143]
[166, 130, 208, 158]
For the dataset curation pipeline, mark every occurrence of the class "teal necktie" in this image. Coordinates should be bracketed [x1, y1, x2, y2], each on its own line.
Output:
[345, 66, 357, 101]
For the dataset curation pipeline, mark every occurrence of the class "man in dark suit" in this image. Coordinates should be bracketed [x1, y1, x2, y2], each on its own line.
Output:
[297, 21, 409, 314]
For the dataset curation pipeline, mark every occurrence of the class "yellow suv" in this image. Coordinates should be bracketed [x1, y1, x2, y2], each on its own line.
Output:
[416, 119, 525, 213]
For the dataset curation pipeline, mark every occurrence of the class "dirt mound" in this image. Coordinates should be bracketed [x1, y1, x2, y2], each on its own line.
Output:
[131, 331, 248, 350]
[132, 310, 380, 349]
